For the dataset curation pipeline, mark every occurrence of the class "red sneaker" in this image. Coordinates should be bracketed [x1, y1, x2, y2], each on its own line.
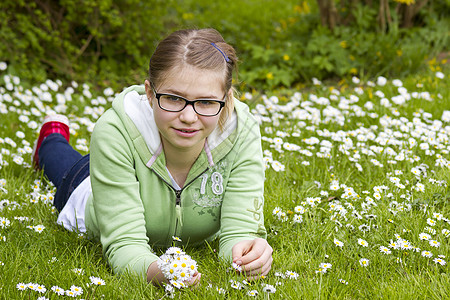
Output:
[32, 114, 70, 169]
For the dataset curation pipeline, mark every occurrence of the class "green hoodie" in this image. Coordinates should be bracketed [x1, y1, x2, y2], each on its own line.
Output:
[84, 85, 266, 279]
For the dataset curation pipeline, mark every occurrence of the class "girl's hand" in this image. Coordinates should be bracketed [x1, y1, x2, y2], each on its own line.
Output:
[231, 238, 273, 280]
[147, 261, 167, 286]
[186, 271, 202, 287]
[147, 261, 202, 287]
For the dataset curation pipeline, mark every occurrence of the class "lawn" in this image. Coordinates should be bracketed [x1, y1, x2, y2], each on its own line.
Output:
[0, 62, 449, 299]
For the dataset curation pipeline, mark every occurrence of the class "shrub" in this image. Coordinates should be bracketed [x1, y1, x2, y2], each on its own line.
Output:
[0, 0, 448, 90]
[0, 0, 171, 87]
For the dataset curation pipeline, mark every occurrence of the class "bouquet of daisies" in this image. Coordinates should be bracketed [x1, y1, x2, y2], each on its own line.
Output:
[157, 247, 198, 289]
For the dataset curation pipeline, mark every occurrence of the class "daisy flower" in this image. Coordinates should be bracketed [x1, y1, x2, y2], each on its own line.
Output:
[230, 280, 244, 290]
[285, 270, 299, 279]
[419, 233, 431, 240]
[358, 224, 370, 232]
[171, 280, 186, 289]
[429, 240, 440, 248]
[172, 236, 182, 242]
[379, 246, 392, 254]
[271, 160, 285, 172]
[26, 282, 37, 290]
[33, 225, 45, 233]
[262, 283, 277, 293]
[433, 213, 443, 220]
[165, 247, 185, 256]
[427, 218, 436, 226]
[16, 283, 27, 291]
[292, 214, 303, 223]
[320, 263, 332, 270]
[35, 285, 47, 293]
[399, 239, 412, 250]
[357, 238, 369, 247]
[0, 217, 10, 228]
[294, 205, 305, 214]
[247, 290, 259, 296]
[157, 247, 198, 288]
[425, 227, 437, 235]
[442, 229, 450, 237]
[70, 285, 83, 296]
[435, 71, 445, 79]
[272, 206, 283, 217]
[232, 262, 242, 272]
[377, 76, 387, 86]
[72, 268, 84, 275]
[164, 284, 175, 294]
[433, 258, 446, 266]
[89, 276, 106, 286]
[359, 258, 369, 267]
[274, 272, 286, 279]
[315, 267, 327, 274]
[334, 238, 344, 247]
[51, 286, 65, 295]
[421, 250, 433, 258]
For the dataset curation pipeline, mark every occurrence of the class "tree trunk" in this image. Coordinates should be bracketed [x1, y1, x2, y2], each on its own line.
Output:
[377, 0, 392, 32]
[399, 0, 429, 28]
[317, 0, 339, 30]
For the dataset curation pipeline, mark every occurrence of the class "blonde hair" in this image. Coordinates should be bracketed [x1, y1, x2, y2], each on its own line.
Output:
[148, 28, 238, 130]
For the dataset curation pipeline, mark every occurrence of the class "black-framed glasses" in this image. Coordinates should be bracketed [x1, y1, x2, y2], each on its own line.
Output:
[151, 86, 226, 117]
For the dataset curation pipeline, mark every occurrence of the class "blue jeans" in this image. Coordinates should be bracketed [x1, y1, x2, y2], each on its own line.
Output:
[39, 133, 90, 211]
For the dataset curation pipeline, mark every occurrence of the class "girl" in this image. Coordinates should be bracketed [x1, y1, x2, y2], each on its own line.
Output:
[33, 28, 272, 286]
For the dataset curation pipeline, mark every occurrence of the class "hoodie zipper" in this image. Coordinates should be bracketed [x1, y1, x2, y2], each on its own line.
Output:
[151, 168, 209, 240]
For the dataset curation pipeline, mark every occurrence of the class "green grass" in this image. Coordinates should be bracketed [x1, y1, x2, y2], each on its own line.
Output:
[0, 66, 449, 299]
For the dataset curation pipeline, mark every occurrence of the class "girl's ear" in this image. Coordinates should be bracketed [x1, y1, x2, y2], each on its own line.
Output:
[144, 80, 154, 107]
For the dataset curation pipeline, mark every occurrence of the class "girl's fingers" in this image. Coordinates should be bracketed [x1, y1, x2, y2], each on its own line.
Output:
[240, 243, 273, 273]
[245, 258, 273, 281]
[232, 238, 273, 281]
[186, 272, 202, 287]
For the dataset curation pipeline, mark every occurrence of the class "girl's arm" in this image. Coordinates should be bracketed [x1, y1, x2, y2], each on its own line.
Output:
[90, 110, 158, 280]
[218, 108, 272, 276]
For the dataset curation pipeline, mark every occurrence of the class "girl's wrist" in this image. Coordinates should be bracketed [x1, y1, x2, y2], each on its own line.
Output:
[147, 261, 167, 286]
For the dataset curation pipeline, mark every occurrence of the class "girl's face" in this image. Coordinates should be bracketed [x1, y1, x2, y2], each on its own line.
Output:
[145, 66, 227, 158]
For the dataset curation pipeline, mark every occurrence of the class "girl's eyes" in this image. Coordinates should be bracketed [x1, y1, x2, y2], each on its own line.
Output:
[167, 95, 183, 102]
[197, 100, 216, 106]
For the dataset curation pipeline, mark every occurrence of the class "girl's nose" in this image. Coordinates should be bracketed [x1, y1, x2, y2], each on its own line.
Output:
[179, 104, 198, 123]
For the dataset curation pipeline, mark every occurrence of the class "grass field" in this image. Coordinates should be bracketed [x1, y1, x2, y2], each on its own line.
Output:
[0, 63, 449, 299]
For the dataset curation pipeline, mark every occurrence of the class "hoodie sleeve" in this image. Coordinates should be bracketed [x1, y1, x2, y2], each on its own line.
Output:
[90, 109, 158, 280]
[218, 112, 267, 261]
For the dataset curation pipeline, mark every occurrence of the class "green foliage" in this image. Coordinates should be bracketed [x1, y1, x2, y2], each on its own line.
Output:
[0, 0, 171, 88]
[0, 0, 448, 91]
[237, 0, 449, 89]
